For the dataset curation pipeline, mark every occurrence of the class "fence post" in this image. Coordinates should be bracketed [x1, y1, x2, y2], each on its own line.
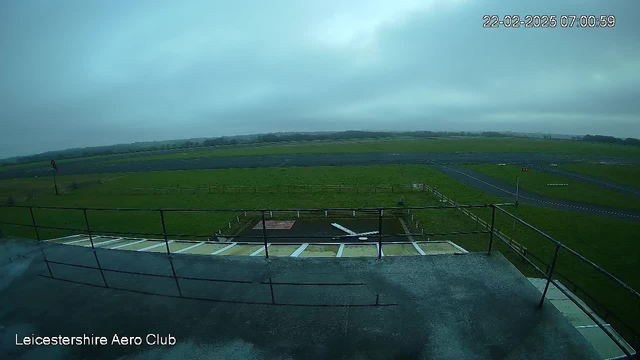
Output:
[488, 206, 496, 254]
[29, 207, 41, 241]
[29, 207, 54, 277]
[160, 209, 183, 296]
[269, 277, 275, 304]
[539, 243, 561, 307]
[160, 210, 171, 255]
[377, 209, 383, 260]
[82, 209, 95, 248]
[83, 209, 108, 287]
[261, 211, 269, 259]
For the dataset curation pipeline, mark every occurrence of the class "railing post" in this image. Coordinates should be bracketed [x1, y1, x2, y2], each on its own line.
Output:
[30, 207, 53, 277]
[269, 277, 275, 304]
[29, 207, 41, 241]
[83, 209, 108, 287]
[261, 211, 269, 259]
[160, 209, 182, 296]
[539, 243, 561, 307]
[488, 205, 496, 254]
[83, 209, 96, 249]
[160, 210, 171, 255]
[378, 209, 383, 260]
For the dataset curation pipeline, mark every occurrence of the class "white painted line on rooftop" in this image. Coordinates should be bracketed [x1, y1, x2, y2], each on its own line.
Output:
[111, 239, 147, 249]
[175, 242, 205, 254]
[291, 243, 309, 257]
[575, 324, 611, 329]
[138, 241, 173, 252]
[336, 244, 345, 257]
[412, 242, 426, 255]
[90, 238, 123, 247]
[250, 244, 270, 256]
[211, 243, 237, 255]
[63, 237, 92, 245]
[45, 234, 83, 242]
[447, 241, 469, 254]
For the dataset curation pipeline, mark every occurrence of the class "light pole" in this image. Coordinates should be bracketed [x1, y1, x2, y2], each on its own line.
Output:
[513, 175, 519, 231]
[50, 160, 59, 195]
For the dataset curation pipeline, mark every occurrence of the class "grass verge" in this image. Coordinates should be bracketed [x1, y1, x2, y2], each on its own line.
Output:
[464, 164, 640, 211]
[559, 163, 640, 189]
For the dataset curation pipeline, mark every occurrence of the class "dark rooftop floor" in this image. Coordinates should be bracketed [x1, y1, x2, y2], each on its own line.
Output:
[1, 238, 599, 360]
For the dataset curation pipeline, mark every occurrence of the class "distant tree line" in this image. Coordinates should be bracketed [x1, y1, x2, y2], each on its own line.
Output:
[2, 130, 638, 167]
[581, 134, 640, 147]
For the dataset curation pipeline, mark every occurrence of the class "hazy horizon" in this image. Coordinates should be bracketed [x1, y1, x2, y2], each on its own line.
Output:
[2, 0, 639, 158]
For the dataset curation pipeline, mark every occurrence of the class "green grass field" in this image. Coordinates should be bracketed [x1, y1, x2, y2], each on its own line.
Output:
[464, 164, 640, 211]
[0, 173, 125, 204]
[0, 152, 130, 172]
[559, 163, 640, 189]
[1, 164, 638, 343]
[4, 137, 640, 172]
[106, 137, 640, 164]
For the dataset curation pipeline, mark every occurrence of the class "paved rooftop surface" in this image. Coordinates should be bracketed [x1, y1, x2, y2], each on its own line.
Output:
[1, 238, 599, 360]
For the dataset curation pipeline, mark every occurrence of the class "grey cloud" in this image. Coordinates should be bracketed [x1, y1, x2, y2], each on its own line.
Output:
[1, 0, 639, 158]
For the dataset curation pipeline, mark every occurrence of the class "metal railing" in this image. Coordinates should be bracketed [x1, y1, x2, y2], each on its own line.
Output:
[492, 205, 638, 358]
[0, 203, 497, 259]
[0, 202, 638, 357]
[93, 183, 430, 195]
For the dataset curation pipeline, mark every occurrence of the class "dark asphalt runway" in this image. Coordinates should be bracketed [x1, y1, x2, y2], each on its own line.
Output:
[427, 163, 640, 223]
[2, 152, 638, 180]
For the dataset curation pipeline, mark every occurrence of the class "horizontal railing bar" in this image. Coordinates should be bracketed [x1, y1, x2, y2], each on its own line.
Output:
[495, 205, 640, 301]
[84, 231, 491, 240]
[0, 221, 34, 227]
[0, 204, 495, 212]
[494, 205, 558, 244]
[45, 260, 367, 286]
[40, 275, 397, 307]
[558, 244, 640, 300]
[549, 278, 635, 358]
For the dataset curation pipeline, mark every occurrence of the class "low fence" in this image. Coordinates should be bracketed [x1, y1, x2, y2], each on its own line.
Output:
[94, 184, 429, 196]
[0, 201, 637, 355]
[423, 186, 638, 356]
[424, 185, 528, 255]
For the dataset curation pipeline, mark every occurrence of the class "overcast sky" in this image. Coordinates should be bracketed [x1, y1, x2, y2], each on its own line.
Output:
[1, 0, 639, 158]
